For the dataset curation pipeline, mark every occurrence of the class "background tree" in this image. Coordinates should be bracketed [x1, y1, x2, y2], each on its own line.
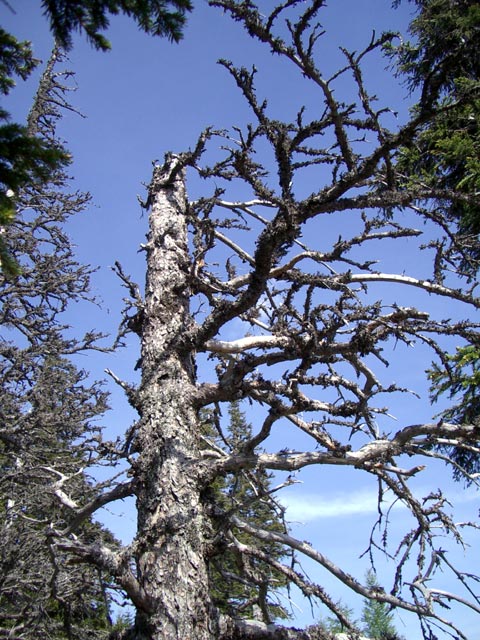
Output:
[390, 0, 480, 477]
[428, 344, 480, 480]
[203, 401, 290, 622]
[17, 1, 480, 639]
[303, 574, 403, 639]
[0, 46, 122, 638]
[0, 27, 67, 275]
[314, 601, 356, 636]
[361, 571, 399, 640]
[391, 0, 479, 269]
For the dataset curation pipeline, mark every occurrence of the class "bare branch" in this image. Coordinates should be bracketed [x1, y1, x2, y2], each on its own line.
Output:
[54, 537, 151, 612]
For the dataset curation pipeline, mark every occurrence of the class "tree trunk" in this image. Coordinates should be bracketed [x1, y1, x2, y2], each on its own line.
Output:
[133, 156, 213, 639]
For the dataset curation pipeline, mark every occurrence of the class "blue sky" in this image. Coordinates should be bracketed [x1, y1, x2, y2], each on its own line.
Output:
[2, 1, 479, 638]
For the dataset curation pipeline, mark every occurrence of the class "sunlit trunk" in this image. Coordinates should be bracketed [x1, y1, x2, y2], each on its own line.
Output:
[133, 157, 214, 639]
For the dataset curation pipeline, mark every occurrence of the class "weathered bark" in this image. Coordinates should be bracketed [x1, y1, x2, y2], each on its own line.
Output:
[132, 156, 214, 639]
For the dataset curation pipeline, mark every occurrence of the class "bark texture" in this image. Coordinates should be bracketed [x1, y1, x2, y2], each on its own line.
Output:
[133, 157, 213, 639]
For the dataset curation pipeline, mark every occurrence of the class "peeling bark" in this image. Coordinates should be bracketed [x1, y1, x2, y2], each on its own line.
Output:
[132, 157, 215, 639]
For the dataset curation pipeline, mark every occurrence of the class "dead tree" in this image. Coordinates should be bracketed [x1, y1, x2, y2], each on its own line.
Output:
[0, 47, 118, 638]
[51, 2, 479, 639]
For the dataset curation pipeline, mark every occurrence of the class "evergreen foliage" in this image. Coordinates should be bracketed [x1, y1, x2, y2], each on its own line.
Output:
[318, 601, 356, 634]
[202, 401, 290, 623]
[428, 344, 480, 481]
[0, 28, 68, 276]
[0, 27, 38, 93]
[390, 0, 480, 479]
[361, 571, 398, 639]
[41, 0, 193, 51]
[0, 47, 118, 638]
[312, 575, 403, 639]
[391, 0, 480, 273]
[393, 0, 479, 99]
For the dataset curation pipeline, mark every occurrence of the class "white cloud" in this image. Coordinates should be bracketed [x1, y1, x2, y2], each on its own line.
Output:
[281, 489, 381, 522]
[280, 485, 479, 523]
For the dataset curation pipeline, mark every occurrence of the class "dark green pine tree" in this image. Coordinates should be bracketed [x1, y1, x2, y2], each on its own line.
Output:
[0, 47, 119, 639]
[392, 0, 480, 274]
[361, 571, 400, 640]
[41, 0, 193, 51]
[428, 344, 480, 481]
[0, 28, 68, 276]
[390, 0, 480, 480]
[202, 401, 291, 623]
